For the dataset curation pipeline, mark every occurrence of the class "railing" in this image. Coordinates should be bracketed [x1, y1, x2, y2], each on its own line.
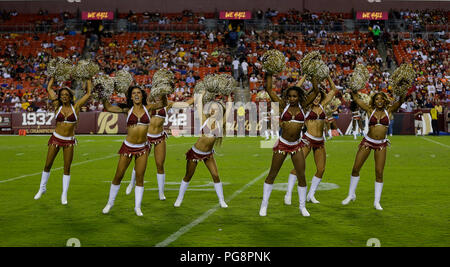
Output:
[244, 20, 346, 32]
[0, 18, 447, 35]
[0, 23, 67, 33]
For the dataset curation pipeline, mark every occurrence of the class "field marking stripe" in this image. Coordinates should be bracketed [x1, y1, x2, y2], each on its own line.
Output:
[421, 137, 450, 149]
[0, 142, 193, 184]
[154, 169, 269, 247]
[0, 154, 117, 184]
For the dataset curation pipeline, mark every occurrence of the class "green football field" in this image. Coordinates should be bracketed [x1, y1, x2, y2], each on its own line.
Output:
[0, 134, 448, 247]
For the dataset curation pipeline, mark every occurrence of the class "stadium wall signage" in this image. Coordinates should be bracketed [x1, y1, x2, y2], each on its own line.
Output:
[82, 11, 114, 20]
[0, 114, 12, 134]
[3, 108, 420, 135]
[219, 11, 252, 20]
[356, 11, 388, 20]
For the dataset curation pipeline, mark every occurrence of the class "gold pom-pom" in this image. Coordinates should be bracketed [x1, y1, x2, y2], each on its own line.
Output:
[47, 57, 65, 77]
[343, 92, 352, 103]
[92, 75, 115, 100]
[202, 91, 217, 104]
[150, 82, 174, 99]
[348, 64, 369, 92]
[326, 96, 341, 114]
[47, 57, 73, 82]
[300, 51, 329, 81]
[114, 69, 134, 94]
[72, 59, 99, 81]
[152, 69, 175, 87]
[194, 81, 206, 94]
[216, 74, 236, 96]
[203, 74, 221, 93]
[262, 49, 286, 74]
[149, 69, 175, 98]
[390, 64, 415, 97]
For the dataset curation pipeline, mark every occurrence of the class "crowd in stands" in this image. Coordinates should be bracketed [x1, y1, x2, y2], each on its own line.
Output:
[0, 30, 84, 112]
[392, 9, 449, 32]
[0, 9, 448, 115]
[125, 9, 210, 25]
[393, 35, 449, 109]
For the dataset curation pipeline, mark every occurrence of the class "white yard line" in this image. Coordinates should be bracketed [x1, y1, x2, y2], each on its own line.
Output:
[0, 154, 116, 184]
[154, 169, 269, 247]
[0, 142, 193, 184]
[421, 137, 450, 149]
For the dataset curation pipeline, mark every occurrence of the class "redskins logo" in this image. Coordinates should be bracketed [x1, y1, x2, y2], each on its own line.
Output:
[97, 112, 118, 134]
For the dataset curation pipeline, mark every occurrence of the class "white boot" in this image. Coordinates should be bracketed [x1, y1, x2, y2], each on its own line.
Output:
[374, 182, 384, 210]
[298, 186, 310, 216]
[214, 182, 228, 208]
[174, 180, 189, 207]
[61, 174, 70, 205]
[342, 176, 359, 205]
[103, 184, 120, 214]
[259, 183, 273, 216]
[157, 173, 166, 200]
[307, 176, 321, 204]
[284, 174, 297, 205]
[134, 186, 144, 216]
[126, 168, 136, 195]
[34, 171, 50, 200]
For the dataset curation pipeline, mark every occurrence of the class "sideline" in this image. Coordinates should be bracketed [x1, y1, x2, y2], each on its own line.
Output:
[421, 137, 450, 149]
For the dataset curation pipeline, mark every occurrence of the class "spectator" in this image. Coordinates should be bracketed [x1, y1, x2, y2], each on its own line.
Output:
[186, 73, 195, 84]
[240, 59, 248, 81]
[11, 94, 20, 104]
[414, 109, 424, 136]
[427, 82, 436, 96]
[232, 58, 240, 80]
[430, 104, 439, 136]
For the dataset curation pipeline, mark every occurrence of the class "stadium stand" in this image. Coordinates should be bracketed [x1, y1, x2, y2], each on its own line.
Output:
[0, 9, 448, 115]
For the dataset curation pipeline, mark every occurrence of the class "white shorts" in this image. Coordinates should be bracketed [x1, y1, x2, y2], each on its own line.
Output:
[415, 120, 423, 128]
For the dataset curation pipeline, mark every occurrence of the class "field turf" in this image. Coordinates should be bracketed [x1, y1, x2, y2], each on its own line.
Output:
[0, 135, 448, 247]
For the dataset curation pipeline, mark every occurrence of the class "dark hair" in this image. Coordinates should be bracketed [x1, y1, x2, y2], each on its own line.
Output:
[316, 90, 326, 103]
[57, 87, 74, 106]
[370, 92, 389, 109]
[126, 86, 147, 108]
[285, 86, 306, 105]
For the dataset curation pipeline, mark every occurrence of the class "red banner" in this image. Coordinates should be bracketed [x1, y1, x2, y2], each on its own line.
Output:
[356, 11, 388, 20]
[219, 11, 252, 20]
[82, 11, 114, 21]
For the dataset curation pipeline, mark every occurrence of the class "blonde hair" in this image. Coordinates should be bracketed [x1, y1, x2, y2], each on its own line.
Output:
[203, 101, 226, 147]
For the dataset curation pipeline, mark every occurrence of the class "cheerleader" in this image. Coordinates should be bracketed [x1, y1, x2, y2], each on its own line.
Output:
[173, 95, 231, 208]
[101, 86, 163, 216]
[259, 74, 319, 217]
[324, 102, 342, 139]
[342, 90, 405, 210]
[126, 95, 195, 200]
[350, 101, 364, 139]
[34, 77, 92, 205]
[284, 75, 339, 205]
